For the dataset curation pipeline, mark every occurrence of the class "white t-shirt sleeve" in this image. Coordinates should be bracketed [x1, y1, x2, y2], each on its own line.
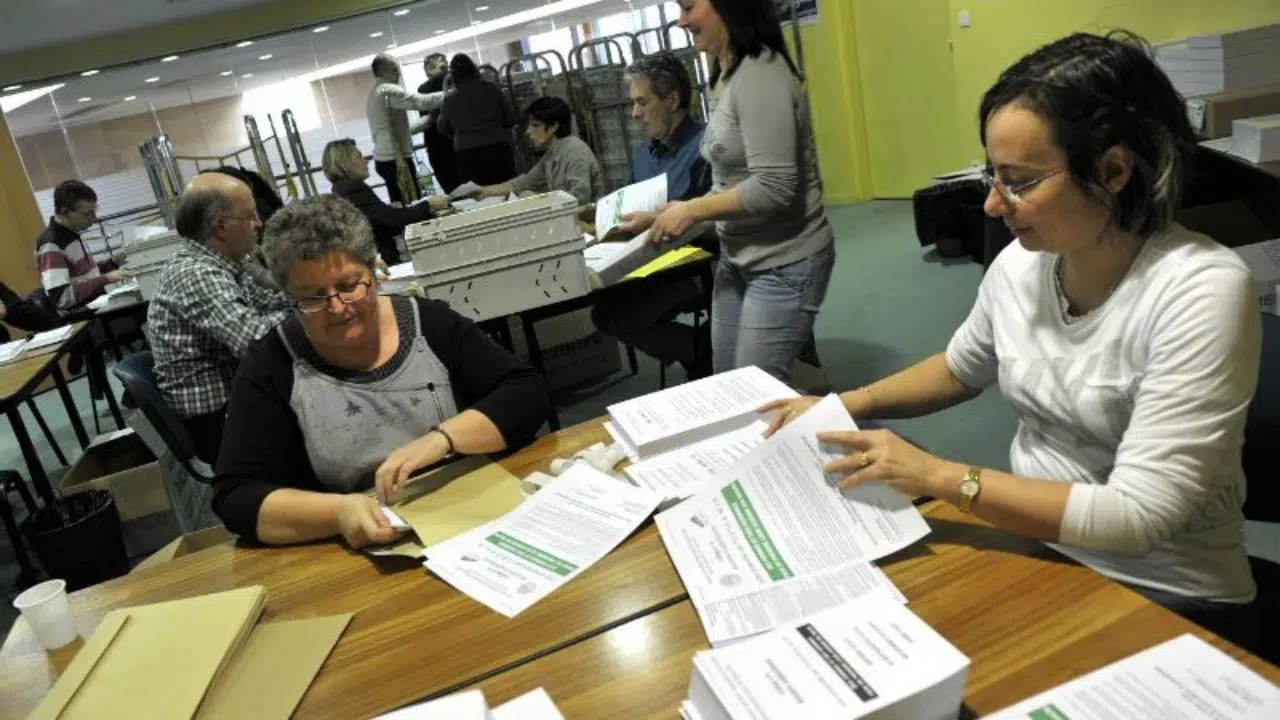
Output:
[1060, 262, 1261, 556]
[945, 259, 1002, 390]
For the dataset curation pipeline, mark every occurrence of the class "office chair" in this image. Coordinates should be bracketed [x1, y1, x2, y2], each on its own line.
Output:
[111, 351, 213, 483]
[1242, 313, 1280, 664]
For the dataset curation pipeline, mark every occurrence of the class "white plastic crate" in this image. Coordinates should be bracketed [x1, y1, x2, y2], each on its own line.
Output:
[405, 191, 589, 321]
[132, 258, 170, 301]
[125, 230, 184, 269]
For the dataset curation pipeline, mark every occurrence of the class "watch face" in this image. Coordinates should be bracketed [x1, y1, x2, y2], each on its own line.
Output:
[960, 479, 980, 497]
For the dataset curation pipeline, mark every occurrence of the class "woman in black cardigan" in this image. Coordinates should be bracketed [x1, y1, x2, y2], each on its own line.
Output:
[321, 139, 448, 265]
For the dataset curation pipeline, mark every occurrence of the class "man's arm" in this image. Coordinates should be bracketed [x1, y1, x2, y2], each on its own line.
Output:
[37, 246, 109, 311]
[379, 85, 445, 113]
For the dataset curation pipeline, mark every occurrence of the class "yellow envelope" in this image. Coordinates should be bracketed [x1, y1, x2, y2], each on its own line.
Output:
[625, 246, 704, 279]
[196, 614, 352, 719]
[386, 456, 526, 550]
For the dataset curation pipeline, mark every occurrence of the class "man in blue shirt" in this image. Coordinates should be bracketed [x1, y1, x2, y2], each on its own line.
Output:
[592, 52, 713, 379]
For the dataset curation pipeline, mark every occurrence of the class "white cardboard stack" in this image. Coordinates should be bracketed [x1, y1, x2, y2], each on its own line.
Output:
[682, 596, 969, 720]
[1232, 113, 1280, 163]
[1156, 23, 1280, 98]
[126, 229, 184, 301]
[404, 191, 588, 322]
[1233, 238, 1280, 314]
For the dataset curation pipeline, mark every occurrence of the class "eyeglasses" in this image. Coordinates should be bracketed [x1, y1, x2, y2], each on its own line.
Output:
[219, 210, 261, 223]
[293, 280, 373, 314]
[981, 167, 1066, 207]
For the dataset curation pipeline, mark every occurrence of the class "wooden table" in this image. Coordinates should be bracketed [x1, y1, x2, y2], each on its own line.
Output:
[0, 420, 688, 719]
[469, 501, 1280, 719]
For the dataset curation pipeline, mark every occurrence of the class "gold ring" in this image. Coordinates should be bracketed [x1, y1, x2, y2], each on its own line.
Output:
[858, 452, 870, 468]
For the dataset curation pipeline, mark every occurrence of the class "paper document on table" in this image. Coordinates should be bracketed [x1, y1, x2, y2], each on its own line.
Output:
[686, 595, 969, 720]
[491, 688, 566, 720]
[0, 339, 27, 364]
[606, 366, 798, 461]
[106, 280, 141, 297]
[425, 463, 661, 617]
[657, 394, 929, 612]
[986, 633, 1280, 719]
[699, 561, 906, 647]
[385, 261, 416, 281]
[584, 241, 626, 268]
[595, 173, 667, 238]
[26, 325, 76, 350]
[624, 421, 769, 504]
[448, 181, 483, 201]
[372, 689, 488, 719]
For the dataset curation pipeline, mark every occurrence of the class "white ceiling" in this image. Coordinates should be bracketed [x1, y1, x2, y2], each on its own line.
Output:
[0, 0, 275, 53]
[3, 0, 676, 137]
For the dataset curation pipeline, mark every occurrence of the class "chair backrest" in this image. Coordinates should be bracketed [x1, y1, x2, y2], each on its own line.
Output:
[1243, 313, 1280, 523]
[111, 351, 203, 474]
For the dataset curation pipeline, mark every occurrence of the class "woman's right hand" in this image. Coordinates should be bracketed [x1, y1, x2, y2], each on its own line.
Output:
[335, 494, 405, 549]
[759, 395, 821, 437]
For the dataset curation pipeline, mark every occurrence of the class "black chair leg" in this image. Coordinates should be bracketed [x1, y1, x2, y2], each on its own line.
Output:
[0, 473, 39, 588]
[25, 399, 67, 467]
[659, 362, 668, 390]
[626, 345, 639, 375]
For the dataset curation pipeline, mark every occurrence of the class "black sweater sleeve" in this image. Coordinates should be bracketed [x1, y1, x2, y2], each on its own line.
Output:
[212, 331, 321, 542]
[416, 298, 551, 450]
[339, 181, 435, 236]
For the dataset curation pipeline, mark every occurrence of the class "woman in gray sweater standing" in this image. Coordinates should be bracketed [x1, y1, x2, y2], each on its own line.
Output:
[436, 53, 519, 185]
[651, 0, 835, 383]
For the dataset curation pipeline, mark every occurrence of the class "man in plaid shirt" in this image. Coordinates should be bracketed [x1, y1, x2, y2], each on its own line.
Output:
[147, 173, 290, 464]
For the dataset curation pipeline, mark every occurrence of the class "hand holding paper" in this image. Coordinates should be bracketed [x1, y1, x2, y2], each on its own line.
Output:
[337, 494, 405, 549]
[819, 426, 950, 497]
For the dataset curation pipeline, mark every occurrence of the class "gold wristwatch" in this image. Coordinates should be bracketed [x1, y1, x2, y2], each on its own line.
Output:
[959, 466, 982, 513]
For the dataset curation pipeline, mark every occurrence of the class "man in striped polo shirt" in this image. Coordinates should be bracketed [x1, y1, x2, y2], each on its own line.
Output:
[34, 180, 131, 314]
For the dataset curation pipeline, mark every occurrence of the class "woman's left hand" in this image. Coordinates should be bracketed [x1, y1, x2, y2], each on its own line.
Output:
[375, 256, 391, 280]
[817, 429, 946, 497]
[649, 201, 697, 244]
[375, 432, 451, 503]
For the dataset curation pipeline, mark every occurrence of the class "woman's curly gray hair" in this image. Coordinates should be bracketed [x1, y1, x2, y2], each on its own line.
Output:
[262, 195, 378, 289]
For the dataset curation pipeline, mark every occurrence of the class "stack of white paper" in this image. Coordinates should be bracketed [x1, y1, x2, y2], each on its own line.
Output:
[986, 634, 1280, 719]
[425, 464, 661, 617]
[1156, 24, 1280, 97]
[1232, 113, 1280, 163]
[658, 395, 928, 646]
[25, 325, 76, 351]
[605, 366, 798, 461]
[374, 687, 565, 719]
[623, 421, 770, 507]
[683, 595, 969, 720]
[0, 339, 28, 364]
[594, 173, 668, 238]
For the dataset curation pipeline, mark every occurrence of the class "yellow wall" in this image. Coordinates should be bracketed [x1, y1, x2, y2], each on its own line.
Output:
[795, 2, 875, 204]
[853, 0, 1280, 198]
[0, 113, 45, 293]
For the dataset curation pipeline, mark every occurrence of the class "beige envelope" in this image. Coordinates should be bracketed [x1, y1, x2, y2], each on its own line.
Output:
[196, 614, 353, 719]
[30, 586, 267, 720]
[371, 456, 525, 554]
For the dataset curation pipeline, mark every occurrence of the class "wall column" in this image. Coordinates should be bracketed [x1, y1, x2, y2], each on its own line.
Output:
[0, 112, 44, 293]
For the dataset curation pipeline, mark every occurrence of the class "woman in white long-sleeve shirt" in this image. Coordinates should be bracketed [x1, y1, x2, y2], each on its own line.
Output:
[764, 32, 1262, 651]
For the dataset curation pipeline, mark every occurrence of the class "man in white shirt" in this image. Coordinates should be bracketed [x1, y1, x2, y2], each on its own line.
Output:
[365, 53, 445, 204]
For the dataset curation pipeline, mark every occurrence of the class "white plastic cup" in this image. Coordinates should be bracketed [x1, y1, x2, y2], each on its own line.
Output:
[13, 579, 78, 651]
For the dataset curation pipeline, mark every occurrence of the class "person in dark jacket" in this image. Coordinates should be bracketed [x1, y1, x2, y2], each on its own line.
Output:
[321, 139, 448, 265]
[418, 53, 462, 194]
[435, 53, 519, 185]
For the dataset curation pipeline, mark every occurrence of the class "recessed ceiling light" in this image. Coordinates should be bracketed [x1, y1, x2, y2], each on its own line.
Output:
[124, 95, 137, 101]
[258, 54, 273, 60]
[3, 84, 21, 92]
[370, 31, 384, 38]
[241, 73, 254, 78]
[236, 41, 253, 48]
[475, 5, 490, 10]
[81, 69, 99, 77]
[145, 76, 160, 83]
[220, 70, 233, 77]
[393, 8, 410, 16]
[313, 26, 329, 33]
[386, 43, 396, 49]
[161, 55, 179, 62]
[434, 29, 446, 35]
[77, 97, 92, 102]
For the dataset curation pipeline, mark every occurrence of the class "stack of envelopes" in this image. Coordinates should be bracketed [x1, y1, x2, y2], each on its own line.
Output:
[29, 586, 351, 719]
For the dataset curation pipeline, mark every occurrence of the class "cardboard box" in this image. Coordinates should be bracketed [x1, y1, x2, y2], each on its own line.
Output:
[1232, 114, 1280, 163]
[1187, 85, 1280, 139]
[132, 525, 235, 572]
[1232, 238, 1280, 313]
[59, 429, 177, 557]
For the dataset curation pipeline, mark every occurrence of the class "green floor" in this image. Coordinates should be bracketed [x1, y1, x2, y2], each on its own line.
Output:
[3, 200, 1277, 637]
